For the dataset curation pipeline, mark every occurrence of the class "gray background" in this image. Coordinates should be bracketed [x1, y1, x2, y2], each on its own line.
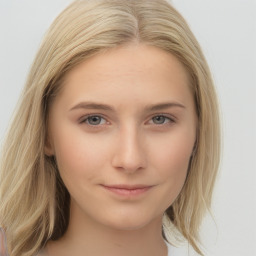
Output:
[0, 0, 255, 255]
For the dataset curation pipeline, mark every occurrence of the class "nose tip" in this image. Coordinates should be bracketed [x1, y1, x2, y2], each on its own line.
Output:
[111, 131, 147, 173]
[115, 155, 145, 173]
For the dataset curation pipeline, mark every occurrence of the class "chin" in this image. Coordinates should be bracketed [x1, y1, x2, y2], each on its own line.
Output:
[101, 211, 162, 232]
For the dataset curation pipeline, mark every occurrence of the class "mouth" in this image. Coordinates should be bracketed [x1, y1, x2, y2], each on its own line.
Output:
[101, 184, 154, 197]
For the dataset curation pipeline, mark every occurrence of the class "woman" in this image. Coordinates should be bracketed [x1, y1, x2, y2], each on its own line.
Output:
[0, 0, 220, 255]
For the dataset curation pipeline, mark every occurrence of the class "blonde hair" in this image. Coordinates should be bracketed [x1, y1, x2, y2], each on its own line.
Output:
[0, 0, 220, 255]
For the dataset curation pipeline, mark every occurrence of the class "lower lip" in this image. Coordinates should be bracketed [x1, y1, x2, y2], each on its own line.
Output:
[102, 186, 152, 197]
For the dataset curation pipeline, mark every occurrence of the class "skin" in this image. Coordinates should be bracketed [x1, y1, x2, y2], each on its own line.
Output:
[44, 43, 197, 256]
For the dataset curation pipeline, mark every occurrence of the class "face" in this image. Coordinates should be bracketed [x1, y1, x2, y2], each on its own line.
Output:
[46, 44, 197, 231]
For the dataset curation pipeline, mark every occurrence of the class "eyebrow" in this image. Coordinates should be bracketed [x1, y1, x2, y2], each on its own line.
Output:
[69, 101, 186, 112]
[147, 102, 186, 111]
[70, 102, 114, 112]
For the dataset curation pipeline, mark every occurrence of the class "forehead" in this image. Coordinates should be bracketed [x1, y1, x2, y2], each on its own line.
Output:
[65, 44, 189, 85]
[55, 43, 193, 110]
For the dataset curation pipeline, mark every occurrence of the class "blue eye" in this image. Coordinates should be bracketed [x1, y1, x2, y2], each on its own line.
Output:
[151, 115, 173, 125]
[84, 116, 106, 125]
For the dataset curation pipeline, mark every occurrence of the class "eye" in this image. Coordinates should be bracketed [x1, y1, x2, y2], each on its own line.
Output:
[83, 115, 107, 125]
[150, 115, 174, 125]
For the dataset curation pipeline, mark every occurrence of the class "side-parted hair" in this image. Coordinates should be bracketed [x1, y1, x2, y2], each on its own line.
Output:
[0, 0, 220, 255]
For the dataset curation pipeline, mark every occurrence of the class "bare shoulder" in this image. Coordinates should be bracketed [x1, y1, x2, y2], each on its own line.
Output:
[36, 249, 48, 256]
[0, 228, 8, 256]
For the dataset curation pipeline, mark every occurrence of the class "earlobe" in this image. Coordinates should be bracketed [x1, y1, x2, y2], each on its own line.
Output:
[191, 138, 198, 158]
[44, 137, 55, 156]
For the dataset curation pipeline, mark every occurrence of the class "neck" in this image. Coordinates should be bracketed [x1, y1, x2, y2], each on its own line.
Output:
[47, 201, 168, 256]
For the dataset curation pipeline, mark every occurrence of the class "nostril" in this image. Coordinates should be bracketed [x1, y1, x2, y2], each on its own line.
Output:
[112, 155, 146, 173]
[111, 128, 147, 173]
[111, 143, 147, 173]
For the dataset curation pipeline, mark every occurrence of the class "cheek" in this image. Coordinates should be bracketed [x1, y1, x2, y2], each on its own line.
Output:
[159, 146, 190, 192]
[149, 129, 195, 201]
[151, 129, 194, 173]
[51, 125, 108, 187]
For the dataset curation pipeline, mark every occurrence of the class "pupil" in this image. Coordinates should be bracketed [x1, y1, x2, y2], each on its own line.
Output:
[89, 116, 101, 125]
[153, 116, 165, 124]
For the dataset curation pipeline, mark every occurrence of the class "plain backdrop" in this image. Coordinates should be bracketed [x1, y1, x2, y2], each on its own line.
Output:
[0, 0, 255, 255]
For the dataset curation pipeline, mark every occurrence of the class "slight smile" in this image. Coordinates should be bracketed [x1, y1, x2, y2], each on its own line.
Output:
[101, 184, 154, 197]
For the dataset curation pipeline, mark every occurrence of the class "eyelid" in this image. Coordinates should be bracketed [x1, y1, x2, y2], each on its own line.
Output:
[78, 113, 176, 126]
[79, 114, 109, 125]
[146, 113, 176, 124]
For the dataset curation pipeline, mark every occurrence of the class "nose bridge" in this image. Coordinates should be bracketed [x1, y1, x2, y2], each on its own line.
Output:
[112, 123, 146, 173]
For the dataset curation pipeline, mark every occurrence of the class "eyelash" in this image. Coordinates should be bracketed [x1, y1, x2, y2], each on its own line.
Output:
[80, 114, 175, 127]
[80, 115, 109, 126]
[148, 115, 175, 125]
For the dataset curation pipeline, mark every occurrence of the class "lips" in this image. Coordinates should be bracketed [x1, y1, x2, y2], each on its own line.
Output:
[101, 184, 153, 197]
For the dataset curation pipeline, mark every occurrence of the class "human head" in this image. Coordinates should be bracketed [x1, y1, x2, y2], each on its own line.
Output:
[0, 1, 220, 255]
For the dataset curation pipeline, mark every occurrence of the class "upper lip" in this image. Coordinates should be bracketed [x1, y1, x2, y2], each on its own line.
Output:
[102, 184, 153, 190]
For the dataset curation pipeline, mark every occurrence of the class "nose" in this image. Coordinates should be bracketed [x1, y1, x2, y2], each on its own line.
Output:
[111, 127, 147, 173]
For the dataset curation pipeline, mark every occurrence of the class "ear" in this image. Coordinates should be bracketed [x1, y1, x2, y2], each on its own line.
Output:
[191, 138, 198, 157]
[44, 136, 55, 156]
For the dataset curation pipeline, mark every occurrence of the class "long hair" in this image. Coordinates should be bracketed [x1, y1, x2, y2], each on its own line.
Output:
[0, 0, 220, 255]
